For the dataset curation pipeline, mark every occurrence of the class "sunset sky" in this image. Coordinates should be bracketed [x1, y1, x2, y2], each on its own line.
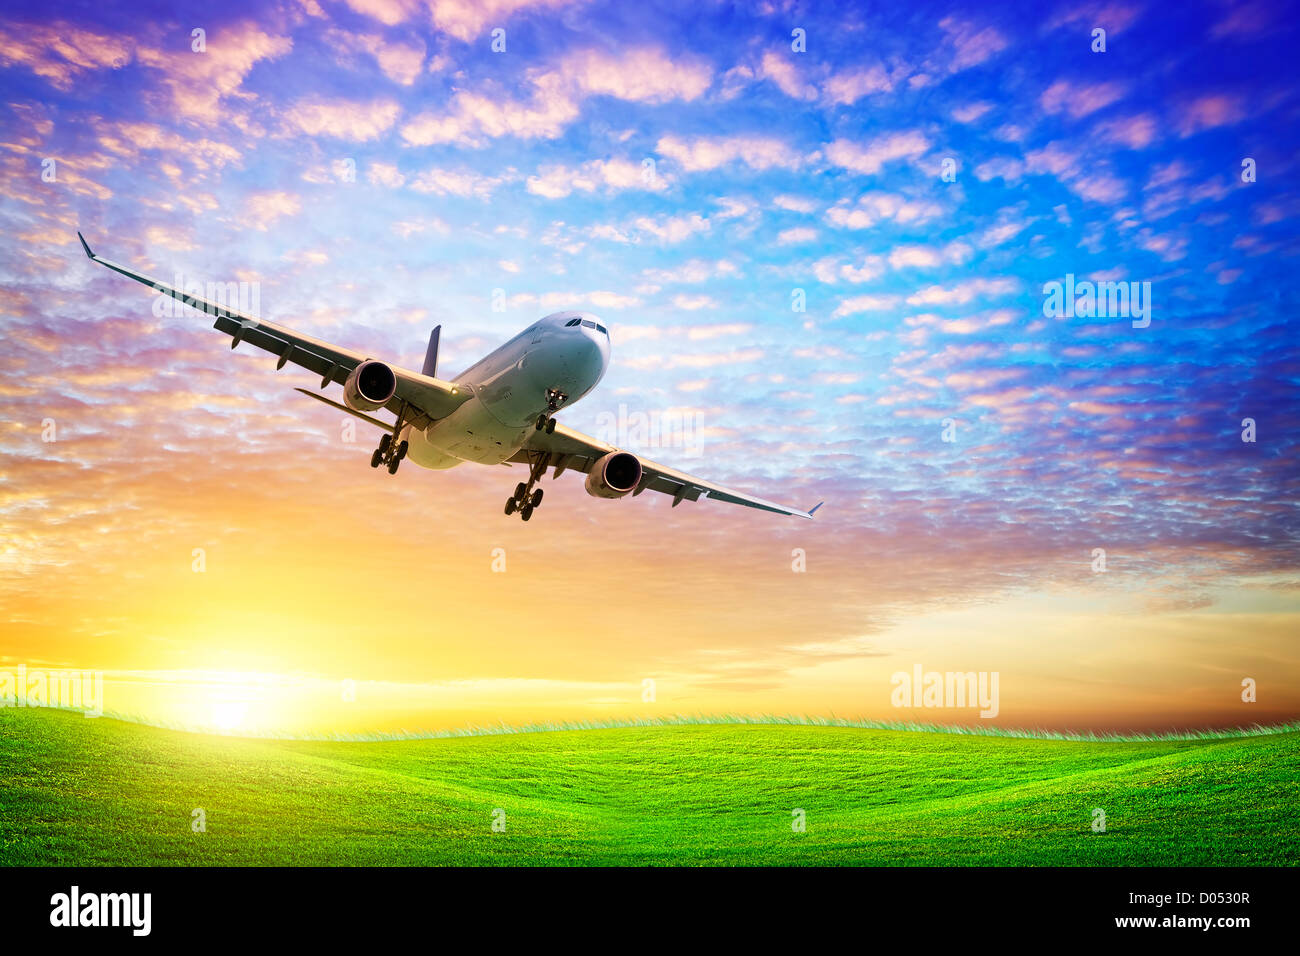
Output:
[1, 0, 1297, 736]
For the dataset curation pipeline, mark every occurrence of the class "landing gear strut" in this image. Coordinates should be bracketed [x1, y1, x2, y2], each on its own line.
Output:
[370, 401, 410, 475]
[534, 389, 567, 433]
[504, 453, 550, 521]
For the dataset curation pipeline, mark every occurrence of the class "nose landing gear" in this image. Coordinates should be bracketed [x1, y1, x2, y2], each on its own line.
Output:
[535, 389, 567, 433]
[505, 453, 550, 521]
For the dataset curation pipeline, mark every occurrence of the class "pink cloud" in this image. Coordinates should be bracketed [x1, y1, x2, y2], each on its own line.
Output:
[1175, 94, 1247, 136]
[1040, 79, 1127, 119]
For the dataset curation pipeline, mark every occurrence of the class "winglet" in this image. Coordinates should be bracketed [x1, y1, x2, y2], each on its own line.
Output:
[807, 501, 824, 517]
[77, 231, 94, 259]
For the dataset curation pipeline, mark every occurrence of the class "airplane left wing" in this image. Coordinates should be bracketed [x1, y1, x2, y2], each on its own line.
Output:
[510, 421, 822, 519]
[77, 232, 473, 428]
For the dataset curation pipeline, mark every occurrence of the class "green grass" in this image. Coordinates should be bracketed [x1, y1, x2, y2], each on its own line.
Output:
[1, 707, 1296, 866]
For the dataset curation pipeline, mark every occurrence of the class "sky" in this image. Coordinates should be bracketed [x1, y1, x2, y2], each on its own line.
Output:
[0, 0, 1297, 736]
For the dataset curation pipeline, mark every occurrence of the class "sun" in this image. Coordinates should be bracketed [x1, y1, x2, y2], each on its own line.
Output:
[209, 699, 249, 732]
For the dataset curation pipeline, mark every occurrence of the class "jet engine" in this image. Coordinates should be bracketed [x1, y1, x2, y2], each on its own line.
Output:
[343, 360, 397, 412]
[584, 451, 643, 498]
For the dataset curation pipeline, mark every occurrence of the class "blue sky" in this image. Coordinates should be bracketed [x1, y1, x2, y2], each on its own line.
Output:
[1, 0, 1298, 732]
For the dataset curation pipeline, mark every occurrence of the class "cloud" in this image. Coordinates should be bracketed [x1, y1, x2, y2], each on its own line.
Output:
[777, 227, 818, 244]
[1040, 79, 1127, 119]
[562, 45, 712, 103]
[642, 260, 740, 284]
[409, 166, 512, 198]
[0, 22, 132, 90]
[135, 22, 294, 124]
[633, 213, 711, 243]
[341, 0, 423, 27]
[657, 133, 804, 172]
[824, 192, 943, 229]
[1174, 95, 1246, 136]
[402, 46, 708, 147]
[527, 158, 664, 198]
[323, 29, 426, 85]
[401, 78, 578, 146]
[974, 156, 1025, 183]
[825, 130, 929, 174]
[671, 294, 719, 311]
[428, 0, 580, 43]
[833, 294, 902, 318]
[823, 64, 900, 104]
[758, 50, 817, 100]
[889, 241, 973, 269]
[906, 277, 1019, 306]
[367, 162, 407, 188]
[773, 195, 818, 213]
[937, 16, 1009, 70]
[242, 191, 302, 230]
[952, 101, 994, 123]
[283, 97, 401, 141]
[1096, 113, 1159, 149]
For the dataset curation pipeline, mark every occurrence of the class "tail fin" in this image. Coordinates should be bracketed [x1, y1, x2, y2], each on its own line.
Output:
[421, 325, 441, 377]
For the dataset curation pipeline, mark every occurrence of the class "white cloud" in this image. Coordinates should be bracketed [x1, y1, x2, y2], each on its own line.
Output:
[825, 130, 929, 174]
[527, 158, 665, 198]
[777, 227, 818, 244]
[657, 133, 805, 172]
[824, 192, 943, 229]
[906, 277, 1018, 306]
[409, 166, 511, 198]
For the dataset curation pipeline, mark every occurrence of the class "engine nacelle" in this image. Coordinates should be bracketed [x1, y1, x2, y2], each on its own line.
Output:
[585, 451, 643, 499]
[343, 360, 397, 412]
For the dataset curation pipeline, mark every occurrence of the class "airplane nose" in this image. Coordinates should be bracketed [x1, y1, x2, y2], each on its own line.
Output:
[567, 331, 605, 381]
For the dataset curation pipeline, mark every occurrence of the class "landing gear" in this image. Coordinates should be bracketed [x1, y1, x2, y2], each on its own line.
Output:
[534, 389, 567, 432]
[372, 403, 409, 474]
[505, 453, 551, 521]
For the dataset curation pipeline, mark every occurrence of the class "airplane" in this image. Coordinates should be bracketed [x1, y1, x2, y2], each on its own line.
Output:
[78, 232, 822, 523]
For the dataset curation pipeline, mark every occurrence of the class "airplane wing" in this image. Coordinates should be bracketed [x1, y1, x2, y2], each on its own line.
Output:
[509, 420, 822, 519]
[77, 232, 473, 429]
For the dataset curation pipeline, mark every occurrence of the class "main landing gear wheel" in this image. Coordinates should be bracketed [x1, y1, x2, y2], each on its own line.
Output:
[371, 406, 411, 475]
[506, 453, 552, 521]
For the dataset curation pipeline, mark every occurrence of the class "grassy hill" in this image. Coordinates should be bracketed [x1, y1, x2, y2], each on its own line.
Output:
[1, 707, 1295, 865]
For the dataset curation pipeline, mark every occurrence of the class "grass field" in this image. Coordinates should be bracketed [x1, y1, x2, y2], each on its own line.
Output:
[1, 707, 1296, 865]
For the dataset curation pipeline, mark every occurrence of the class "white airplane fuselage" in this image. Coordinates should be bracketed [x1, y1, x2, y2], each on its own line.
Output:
[403, 310, 610, 469]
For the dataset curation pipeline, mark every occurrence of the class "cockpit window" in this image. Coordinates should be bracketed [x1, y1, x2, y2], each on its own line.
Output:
[565, 318, 581, 327]
[581, 319, 597, 329]
[596, 324, 607, 335]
